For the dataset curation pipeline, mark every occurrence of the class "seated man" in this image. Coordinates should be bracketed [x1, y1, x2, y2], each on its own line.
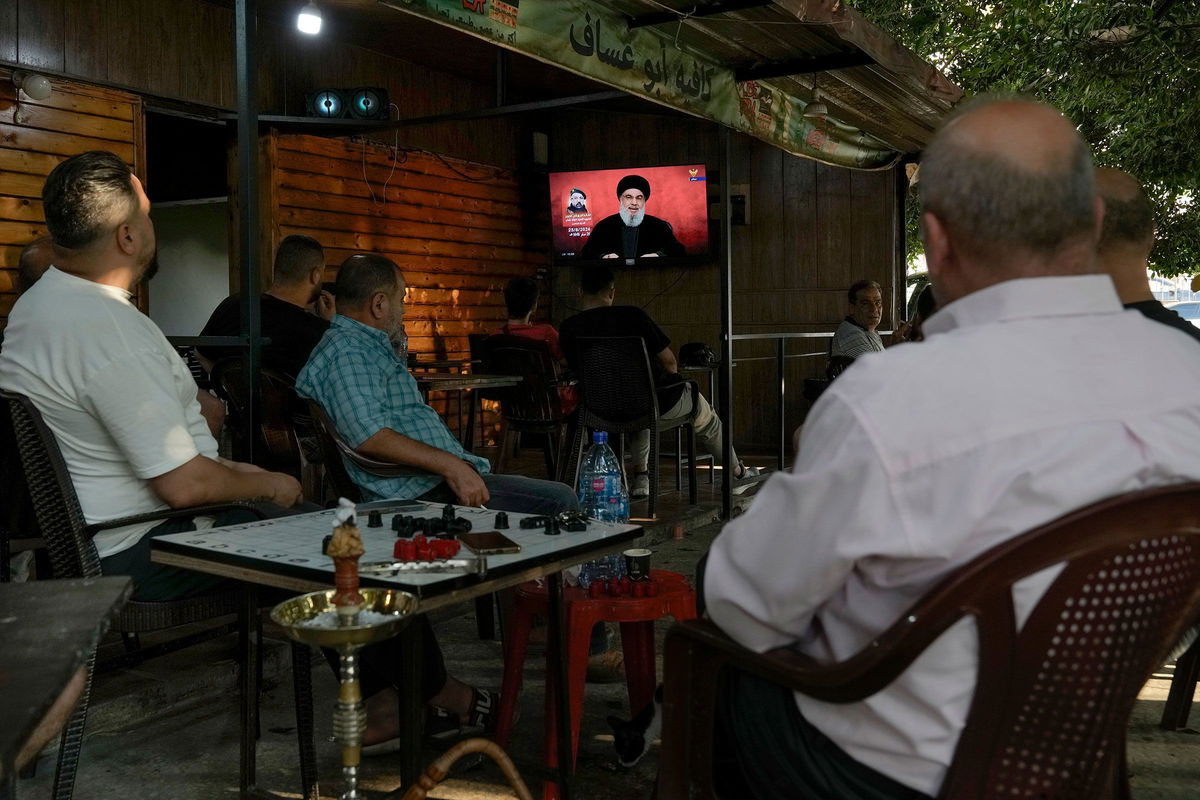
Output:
[559, 264, 756, 499]
[489, 276, 578, 416]
[702, 98, 1200, 799]
[830, 279, 909, 359]
[1096, 166, 1200, 344]
[198, 233, 334, 378]
[0, 151, 303, 599]
[297, 254, 579, 514]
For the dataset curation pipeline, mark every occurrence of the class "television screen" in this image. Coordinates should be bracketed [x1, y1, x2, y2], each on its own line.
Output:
[549, 164, 709, 263]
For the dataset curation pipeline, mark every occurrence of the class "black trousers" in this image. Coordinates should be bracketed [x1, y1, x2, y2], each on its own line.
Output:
[100, 507, 447, 703]
[715, 669, 934, 800]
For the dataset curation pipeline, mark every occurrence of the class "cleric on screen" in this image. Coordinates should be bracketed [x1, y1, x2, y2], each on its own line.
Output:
[580, 174, 687, 260]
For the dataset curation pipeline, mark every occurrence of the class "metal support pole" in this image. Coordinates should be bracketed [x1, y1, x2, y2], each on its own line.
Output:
[719, 127, 734, 520]
[777, 337, 786, 471]
[235, 0, 260, 464]
[495, 49, 509, 106]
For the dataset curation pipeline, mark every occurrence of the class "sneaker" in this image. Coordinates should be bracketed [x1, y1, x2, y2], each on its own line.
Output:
[423, 687, 499, 742]
[727, 463, 764, 495]
[586, 648, 626, 684]
[631, 472, 650, 499]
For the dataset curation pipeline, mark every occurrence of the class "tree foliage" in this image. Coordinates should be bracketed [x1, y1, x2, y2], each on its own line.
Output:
[856, 0, 1200, 275]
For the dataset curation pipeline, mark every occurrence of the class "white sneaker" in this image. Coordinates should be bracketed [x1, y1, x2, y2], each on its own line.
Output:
[728, 463, 763, 495]
[631, 472, 650, 499]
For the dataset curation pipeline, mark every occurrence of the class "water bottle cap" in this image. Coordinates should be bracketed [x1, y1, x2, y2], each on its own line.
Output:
[592, 431, 608, 444]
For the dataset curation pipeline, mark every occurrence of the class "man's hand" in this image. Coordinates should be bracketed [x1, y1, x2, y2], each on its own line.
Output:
[442, 459, 489, 507]
[316, 291, 336, 321]
[888, 319, 913, 346]
[262, 472, 303, 507]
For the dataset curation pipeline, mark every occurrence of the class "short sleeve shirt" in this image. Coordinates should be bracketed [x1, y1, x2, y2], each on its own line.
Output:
[198, 293, 329, 378]
[296, 315, 490, 501]
[558, 305, 687, 408]
[831, 317, 885, 359]
[0, 268, 218, 558]
[489, 322, 565, 361]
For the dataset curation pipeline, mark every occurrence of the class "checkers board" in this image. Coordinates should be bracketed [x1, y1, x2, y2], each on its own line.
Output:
[151, 500, 643, 601]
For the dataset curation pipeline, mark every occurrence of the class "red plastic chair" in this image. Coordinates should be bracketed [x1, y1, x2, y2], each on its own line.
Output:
[494, 569, 696, 799]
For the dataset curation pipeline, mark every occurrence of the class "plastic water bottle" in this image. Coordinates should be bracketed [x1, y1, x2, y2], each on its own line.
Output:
[576, 431, 630, 589]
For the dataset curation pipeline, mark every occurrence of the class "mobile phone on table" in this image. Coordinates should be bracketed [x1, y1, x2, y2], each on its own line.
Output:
[457, 531, 521, 555]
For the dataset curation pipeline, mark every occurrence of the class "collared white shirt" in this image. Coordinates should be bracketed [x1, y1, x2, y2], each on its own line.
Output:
[704, 275, 1200, 795]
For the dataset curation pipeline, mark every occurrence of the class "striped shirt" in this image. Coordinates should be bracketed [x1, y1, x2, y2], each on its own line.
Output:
[830, 317, 885, 359]
[296, 314, 490, 500]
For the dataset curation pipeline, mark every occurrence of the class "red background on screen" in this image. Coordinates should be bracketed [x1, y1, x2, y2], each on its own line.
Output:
[549, 164, 709, 258]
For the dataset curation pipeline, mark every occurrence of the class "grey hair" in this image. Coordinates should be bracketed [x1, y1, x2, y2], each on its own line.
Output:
[919, 95, 1096, 256]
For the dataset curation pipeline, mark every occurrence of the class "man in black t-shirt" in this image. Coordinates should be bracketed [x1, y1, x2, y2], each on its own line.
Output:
[1097, 167, 1200, 344]
[198, 234, 335, 377]
[559, 264, 756, 498]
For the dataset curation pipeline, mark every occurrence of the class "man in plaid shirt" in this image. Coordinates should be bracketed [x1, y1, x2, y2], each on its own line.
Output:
[297, 253, 583, 746]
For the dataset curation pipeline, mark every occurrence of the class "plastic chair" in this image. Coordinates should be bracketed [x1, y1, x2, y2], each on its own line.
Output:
[0, 389, 319, 800]
[565, 336, 699, 519]
[657, 483, 1200, 800]
[494, 570, 696, 799]
[479, 334, 572, 479]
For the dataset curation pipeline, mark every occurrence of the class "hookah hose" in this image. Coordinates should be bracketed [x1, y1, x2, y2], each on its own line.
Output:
[400, 738, 533, 800]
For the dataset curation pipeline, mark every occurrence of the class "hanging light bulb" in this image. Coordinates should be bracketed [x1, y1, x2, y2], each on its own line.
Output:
[803, 74, 827, 120]
[297, 0, 322, 34]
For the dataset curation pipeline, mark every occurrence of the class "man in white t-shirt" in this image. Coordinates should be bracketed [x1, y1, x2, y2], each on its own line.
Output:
[0, 151, 302, 600]
[702, 98, 1200, 798]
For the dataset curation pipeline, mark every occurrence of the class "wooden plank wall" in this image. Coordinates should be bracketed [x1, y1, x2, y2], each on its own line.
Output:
[0, 0, 521, 169]
[268, 132, 545, 443]
[550, 110, 900, 455]
[0, 66, 144, 325]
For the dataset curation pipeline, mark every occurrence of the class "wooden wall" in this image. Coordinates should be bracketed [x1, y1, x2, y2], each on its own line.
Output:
[265, 132, 545, 442]
[0, 0, 522, 169]
[0, 66, 144, 323]
[550, 109, 901, 454]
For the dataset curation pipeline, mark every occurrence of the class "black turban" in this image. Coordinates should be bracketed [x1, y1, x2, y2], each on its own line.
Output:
[615, 174, 651, 200]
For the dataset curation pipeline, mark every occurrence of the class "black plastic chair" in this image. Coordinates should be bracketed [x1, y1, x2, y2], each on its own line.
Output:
[479, 334, 572, 479]
[210, 358, 305, 478]
[566, 336, 699, 520]
[0, 390, 319, 800]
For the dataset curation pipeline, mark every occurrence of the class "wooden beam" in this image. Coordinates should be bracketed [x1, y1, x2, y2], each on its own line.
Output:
[626, 0, 773, 30]
[736, 51, 875, 82]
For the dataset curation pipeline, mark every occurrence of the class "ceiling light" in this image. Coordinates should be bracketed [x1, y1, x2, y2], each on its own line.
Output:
[297, 1, 322, 34]
[803, 97, 828, 120]
[12, 71, 52, 101]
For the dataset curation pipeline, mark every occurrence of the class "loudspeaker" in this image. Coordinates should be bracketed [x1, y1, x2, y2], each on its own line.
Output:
[347, 87, 390, 120]
[306, 89, 347, 118]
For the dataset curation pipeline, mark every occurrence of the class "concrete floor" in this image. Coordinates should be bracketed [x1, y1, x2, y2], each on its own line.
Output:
[18, 512, 1200, 799]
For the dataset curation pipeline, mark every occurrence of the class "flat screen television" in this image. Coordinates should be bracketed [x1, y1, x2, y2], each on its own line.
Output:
[549, 164, 709, 264]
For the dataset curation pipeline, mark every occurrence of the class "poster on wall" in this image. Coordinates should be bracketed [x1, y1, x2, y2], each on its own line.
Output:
[549, 165, 710, 262]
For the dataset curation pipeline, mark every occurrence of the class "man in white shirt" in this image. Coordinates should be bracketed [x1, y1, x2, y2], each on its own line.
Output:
[702, 97, 1200, 799]
[0, 151, 302, 600]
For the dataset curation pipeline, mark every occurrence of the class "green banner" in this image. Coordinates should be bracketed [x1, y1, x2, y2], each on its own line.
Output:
[382, 0, 899, 170]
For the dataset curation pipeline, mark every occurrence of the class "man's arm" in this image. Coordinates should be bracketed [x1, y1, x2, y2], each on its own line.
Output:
[149, 454, 301, 509]
[656, 346, 679, 374]
[703, 392, 912, 652]
[356, 428, 489, 506]
[195, 388, 225, 437]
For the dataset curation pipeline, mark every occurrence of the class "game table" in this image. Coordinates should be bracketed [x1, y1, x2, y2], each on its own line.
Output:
[151, 500, 642, 800]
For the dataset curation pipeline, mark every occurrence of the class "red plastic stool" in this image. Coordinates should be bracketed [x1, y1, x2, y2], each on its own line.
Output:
[493, 569, 696, 799]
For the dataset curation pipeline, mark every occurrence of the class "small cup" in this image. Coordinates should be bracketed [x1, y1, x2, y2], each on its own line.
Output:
[623, 548, 652, 581]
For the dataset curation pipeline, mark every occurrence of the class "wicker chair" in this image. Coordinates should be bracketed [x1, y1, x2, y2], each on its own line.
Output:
[564, 336, 699, 519]
[478, 334, 572, 479]
[0, 390, 319, 800]
[209, 358, 305, 478]
[658, 483, 1200, 800]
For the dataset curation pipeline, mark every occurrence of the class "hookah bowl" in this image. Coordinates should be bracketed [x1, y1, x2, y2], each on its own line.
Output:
[271, 588, 418, 800]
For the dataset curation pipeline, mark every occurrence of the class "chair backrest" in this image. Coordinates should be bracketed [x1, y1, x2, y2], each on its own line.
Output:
[479, 334, 564, 427]
[659, 483, 1200, 800]
[573, 336, 659, 432]
[0, 390, 102, 580]
[210, 357, 304, 477]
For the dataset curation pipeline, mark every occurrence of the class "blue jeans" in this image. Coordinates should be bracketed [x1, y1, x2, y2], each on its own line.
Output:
[420, 473, 580, 515]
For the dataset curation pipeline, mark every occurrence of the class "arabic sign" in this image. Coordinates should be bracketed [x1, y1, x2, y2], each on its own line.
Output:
[381, 0, 899, 170]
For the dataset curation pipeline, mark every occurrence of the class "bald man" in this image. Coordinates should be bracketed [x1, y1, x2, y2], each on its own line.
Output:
[702, 98, 1200, 799]
[1096, 167, 1200, 343]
